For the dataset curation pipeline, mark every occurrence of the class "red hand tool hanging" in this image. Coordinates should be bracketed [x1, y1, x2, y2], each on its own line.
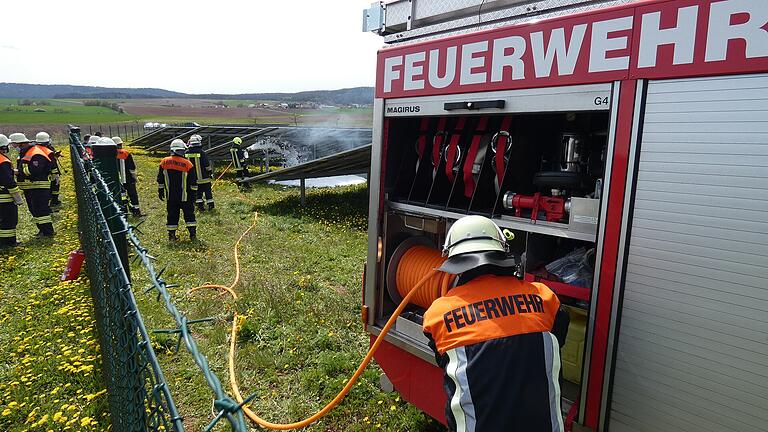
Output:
[462, 116, 489, 198]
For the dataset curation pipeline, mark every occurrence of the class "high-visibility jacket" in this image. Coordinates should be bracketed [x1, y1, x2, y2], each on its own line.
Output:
[186, 145, 213, 184]
[39, 144, 61, 175]
[17, 145, 53, 190]
[157, 155, 197, 202]
[0, 153, 21, 203]
[117, 149, 138, 184]
[423, 274, 564, 432]
[230, 146, 246, 170]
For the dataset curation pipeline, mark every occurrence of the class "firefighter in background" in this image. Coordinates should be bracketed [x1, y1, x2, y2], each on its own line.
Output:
[423, 215, 569, 432]
[83, 135, 98, 159]
[185, 134, 215, 211]
[229, 136, 249, 180]
[10, 133, 55, 237]
[113, 136, 145, 217]
[34, 132, 62, 208]
[158, 139, 198, 241]
[0, 135, 24, 247]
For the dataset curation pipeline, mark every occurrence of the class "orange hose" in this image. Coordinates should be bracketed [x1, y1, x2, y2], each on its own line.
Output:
[212, 161, 234, 188]
[395, 245, 455, 309]
[188, 212, 258, 299]
[229, 270, 440, 430]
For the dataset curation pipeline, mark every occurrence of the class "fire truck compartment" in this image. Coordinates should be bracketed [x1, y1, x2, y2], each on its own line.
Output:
[372, 93, 616, 413]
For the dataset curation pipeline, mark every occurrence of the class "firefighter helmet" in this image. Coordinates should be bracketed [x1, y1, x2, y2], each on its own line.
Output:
[188, 134, 202, 146]
[443, 215, 507, 258]
[96, 137, 116, 146]
[170, 139, 186, 154]
[35, 131, 51, 143]
[87, 136, 99, 145]
[112, 136, 124, 146]
[233, 136, 242, 146]
[9, 133, 30, 145]
[0, 134, 9, 149]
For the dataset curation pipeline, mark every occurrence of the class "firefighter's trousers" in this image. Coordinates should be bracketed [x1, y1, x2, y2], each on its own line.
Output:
[24, 188, 54, 236]
[0, 202, 18, 246]
[196, 182, 214, 210]
[50, 178, 61, 206]
[123, 182, 142, 214]
[166, 200, 196, 233]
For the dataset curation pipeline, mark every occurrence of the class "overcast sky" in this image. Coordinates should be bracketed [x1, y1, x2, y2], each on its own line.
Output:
[2, 1, 385, 94]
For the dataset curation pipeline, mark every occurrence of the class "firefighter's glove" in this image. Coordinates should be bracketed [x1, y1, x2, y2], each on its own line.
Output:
[12, 192, 23, 206]
[51, 173, 60, 182]
[158, 188, 165, 201]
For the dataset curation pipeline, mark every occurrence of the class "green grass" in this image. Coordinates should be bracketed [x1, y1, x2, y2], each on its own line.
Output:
[0, 147, 110, 431]
[0, 99, 140, 124]
[119, 148, 443, 430]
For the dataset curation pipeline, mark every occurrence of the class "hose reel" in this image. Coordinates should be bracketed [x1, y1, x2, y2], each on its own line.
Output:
[386, 237, 456, 309]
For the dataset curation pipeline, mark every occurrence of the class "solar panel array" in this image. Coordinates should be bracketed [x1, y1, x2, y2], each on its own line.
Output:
[129, 125, 372, 165]
[241, 144, 372, 183]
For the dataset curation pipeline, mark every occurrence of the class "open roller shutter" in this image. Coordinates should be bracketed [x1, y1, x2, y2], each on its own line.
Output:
[609, 74, 768, 431]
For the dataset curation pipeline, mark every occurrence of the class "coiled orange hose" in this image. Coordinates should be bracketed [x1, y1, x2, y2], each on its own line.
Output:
[395, 245, 455, 308]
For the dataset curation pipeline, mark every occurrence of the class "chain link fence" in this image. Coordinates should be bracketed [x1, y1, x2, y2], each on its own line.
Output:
[69, 126, 249, 431]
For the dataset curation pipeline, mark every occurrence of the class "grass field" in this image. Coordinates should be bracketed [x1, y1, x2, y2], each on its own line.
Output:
[0, 142, 442, 431]
[0, 147, 110, 431]
[0, 99, 372, 128]
[126, 147, 441, 431]
[0, 99, 140, 125]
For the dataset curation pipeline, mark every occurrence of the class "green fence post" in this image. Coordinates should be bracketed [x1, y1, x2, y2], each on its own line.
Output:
[91, 140, 131, 281]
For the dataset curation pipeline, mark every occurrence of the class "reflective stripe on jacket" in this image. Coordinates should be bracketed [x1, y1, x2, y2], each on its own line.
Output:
[230, 147, 244, 170]
[186, 146, 213, 183]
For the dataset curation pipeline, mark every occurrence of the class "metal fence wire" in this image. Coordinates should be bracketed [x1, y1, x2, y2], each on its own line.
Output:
[68, 126, 249, 432]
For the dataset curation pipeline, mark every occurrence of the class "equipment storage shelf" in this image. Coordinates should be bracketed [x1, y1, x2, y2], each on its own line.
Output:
[387, 201, 596, 242]
[382, 110, 607, 243]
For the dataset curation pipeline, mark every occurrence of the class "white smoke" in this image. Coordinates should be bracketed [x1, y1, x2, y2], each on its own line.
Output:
[246, 126, 372, 168]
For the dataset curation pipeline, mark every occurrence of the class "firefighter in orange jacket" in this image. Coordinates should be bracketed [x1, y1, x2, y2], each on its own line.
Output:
[423, 216, 569, 432]
[158, 139, 197, 241]
[10, 133, 55, 237]
[35, 132, 62, 208]
[0, 135, 24, 247]
[113, 137, 144, 217]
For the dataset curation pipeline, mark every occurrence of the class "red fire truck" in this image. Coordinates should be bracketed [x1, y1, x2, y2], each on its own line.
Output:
[361, 0, 768, 430]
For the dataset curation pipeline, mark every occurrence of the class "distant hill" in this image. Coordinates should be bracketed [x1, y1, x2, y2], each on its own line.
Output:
[0, 83, 185, 99]
[196, 87, 374, 106]
[0, 83, 374, 106]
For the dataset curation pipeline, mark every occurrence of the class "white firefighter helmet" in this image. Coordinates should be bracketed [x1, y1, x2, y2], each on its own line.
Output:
[170, 139, 186, 153]
[96, 137, 116, 146]
[9, 133, 31, 145]
[112, 136, 124, 146]
[0, 134, 9, 148]
[87, 135, 99, 145]
[188, 134, 202, 146]
[35, 131, 51, 143]
[443, 215, 507, 258]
